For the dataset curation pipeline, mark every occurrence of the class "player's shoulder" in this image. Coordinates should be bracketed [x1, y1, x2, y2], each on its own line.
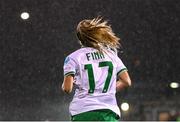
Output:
[64, 49, 80, 65]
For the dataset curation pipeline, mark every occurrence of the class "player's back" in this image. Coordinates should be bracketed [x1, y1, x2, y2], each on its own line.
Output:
[68, 47, 122, 116]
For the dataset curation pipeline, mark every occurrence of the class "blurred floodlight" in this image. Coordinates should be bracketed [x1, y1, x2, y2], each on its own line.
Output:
[20, 12, 30, 20]
[170, 82, 179, 89]
[121, 102, 129, 111]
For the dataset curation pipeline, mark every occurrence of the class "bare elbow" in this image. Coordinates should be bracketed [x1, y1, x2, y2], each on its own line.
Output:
[62, 84, 72, 94]
[62, 87, 72, 94]
[63, 89, 72, 94]
[128, 80, 132, 87]
[127, 78, 132, 86]
[119, 71, 132, 87]
[61, 76, 74, 94]
[121, 79, 132, 87]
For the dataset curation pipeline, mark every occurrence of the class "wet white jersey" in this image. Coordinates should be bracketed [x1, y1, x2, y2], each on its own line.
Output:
[63, 47, 127, 116]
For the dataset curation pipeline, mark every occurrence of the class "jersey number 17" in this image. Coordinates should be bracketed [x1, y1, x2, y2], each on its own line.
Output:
[84, 61, 113, 93]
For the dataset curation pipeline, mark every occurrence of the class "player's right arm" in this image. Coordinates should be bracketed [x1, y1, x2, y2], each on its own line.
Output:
[115, 56, 132, 91]
[116, 71, 131, 91]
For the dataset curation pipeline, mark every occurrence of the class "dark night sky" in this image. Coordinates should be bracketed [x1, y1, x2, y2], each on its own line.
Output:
[0, 0, 180, 120]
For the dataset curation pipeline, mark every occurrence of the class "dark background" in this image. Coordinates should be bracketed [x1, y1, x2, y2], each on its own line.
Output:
[0, 0, 180, 120]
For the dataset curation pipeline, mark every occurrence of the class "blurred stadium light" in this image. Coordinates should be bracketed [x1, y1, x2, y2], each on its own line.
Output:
[121, 102, 130, 112]
[20, 12, 30, 20]
[170, 82, 179, 89]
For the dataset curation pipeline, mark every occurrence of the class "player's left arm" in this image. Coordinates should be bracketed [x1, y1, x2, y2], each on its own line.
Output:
[61, 56, 76, 94]
[62, 75, 74, 94]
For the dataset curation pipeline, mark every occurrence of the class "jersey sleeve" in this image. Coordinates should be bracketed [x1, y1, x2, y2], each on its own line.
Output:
[116, 56, 128, 76]
[63, 56, 77, 76]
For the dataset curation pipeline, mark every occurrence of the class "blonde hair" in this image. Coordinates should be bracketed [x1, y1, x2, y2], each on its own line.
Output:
[76, 17, 120, 52]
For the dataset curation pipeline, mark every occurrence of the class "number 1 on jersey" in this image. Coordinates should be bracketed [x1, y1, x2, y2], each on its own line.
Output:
[85, 61, 113, 93]
[84, 64, 95, 93]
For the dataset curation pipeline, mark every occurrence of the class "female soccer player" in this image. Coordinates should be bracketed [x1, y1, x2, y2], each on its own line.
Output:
[62, 17, 132, 121]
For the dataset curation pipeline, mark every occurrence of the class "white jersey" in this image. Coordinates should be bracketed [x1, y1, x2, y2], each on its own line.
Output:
[63, 47, 127, 117]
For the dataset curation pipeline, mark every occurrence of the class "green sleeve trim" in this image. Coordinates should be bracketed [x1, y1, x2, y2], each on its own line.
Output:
[64, 71, 75, 76]
[117, 68, 128, 76]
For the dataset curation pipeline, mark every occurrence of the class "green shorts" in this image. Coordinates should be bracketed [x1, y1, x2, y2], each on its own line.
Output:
[71, 109, 119, 121]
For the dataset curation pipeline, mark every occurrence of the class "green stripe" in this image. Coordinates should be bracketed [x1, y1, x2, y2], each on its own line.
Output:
[64, 71, 75, 76]
[117, 68, 128, 76]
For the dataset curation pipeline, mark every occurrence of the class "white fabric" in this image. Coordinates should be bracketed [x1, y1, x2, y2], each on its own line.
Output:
[63, 47, 127, 116]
